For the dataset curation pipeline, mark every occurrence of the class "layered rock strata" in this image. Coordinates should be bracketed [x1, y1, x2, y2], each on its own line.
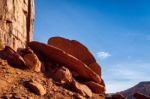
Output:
[0, 0, 34, 50]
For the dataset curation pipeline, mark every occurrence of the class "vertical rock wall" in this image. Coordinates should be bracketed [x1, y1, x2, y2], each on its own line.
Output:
[0, 0, 34, 50]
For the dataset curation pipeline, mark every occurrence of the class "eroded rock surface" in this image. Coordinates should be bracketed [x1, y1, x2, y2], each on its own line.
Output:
[28, 41, 102, 84]
[48, 37, 101, 75]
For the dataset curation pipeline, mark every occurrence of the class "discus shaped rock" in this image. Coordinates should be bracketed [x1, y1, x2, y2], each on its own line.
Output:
[48, 37, 101, 75]
[28, 41, 101, 84]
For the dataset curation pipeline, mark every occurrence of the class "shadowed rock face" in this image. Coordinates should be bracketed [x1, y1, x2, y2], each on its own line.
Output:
[0, 46, 26, 68]
[48, 37, 101, 75]
[134, 93, 150, 99]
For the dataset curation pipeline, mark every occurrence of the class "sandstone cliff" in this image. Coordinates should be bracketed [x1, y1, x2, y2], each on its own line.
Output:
[0, 0, 34, 50]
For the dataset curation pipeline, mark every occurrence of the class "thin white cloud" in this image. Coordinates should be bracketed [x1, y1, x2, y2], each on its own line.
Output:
[97, 51, 111, 59]
[102, 62, 150, 93]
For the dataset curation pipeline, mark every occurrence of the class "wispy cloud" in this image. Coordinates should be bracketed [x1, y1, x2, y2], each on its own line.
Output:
[97, 51, 111, 59]
[103, 62, 150, 93]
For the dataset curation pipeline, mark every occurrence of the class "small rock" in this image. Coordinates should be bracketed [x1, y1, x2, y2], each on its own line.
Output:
[73, 94, 85, 99]
[72, 79, 92, 98]
[25, 80, 46, 96]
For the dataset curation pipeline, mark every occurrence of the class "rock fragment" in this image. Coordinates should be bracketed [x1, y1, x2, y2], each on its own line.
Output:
[72, 79, 92, 98]
[53, 66, 73, 84]
[25, 80, 46, 96]
[20, 48, 41, 72]
[85, 81, 105, 94]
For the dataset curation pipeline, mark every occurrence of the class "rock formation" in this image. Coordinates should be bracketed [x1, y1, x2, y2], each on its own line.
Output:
[28, 41, 102, 84]
[48, 37, 101, 75]
[0, 1, 105, 98]
[0, 0, 34, 50]
[0, 37, 105, 99]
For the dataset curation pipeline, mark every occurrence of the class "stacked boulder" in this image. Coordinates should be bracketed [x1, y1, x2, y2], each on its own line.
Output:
[0, 37, 105, 98]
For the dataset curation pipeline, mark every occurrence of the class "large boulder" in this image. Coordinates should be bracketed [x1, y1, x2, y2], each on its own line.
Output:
[48, 37, 101, 75]
[0, 46, 26, 68]
[19, 48, 42, 72]
[28, 41, 102, 84]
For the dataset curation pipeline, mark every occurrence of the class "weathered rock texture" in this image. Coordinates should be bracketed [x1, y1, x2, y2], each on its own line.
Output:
[48, 37, 101, 75]
[28, 41, 102, 84]
[0, 0, 34, 50]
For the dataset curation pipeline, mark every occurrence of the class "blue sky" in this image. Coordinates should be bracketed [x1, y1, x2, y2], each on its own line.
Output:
[34, 0, 150, 93]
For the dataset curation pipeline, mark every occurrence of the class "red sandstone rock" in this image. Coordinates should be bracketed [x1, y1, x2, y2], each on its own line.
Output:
[0, 0, 34, 50]
[85, 81, 105, 94]
[48, 37, 101, 75]
[25, 80, 46, 96]
[28, 41, 102, 84]
[53, 66, 73, 84]
[21, 48, 41, 72]
[72, 79, 92, 98]
[134, 93, 150, 99]
[0, 46, 26, 68]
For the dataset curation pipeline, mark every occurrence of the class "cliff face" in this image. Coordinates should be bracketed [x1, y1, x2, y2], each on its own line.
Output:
[0, 0, 34, 50]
